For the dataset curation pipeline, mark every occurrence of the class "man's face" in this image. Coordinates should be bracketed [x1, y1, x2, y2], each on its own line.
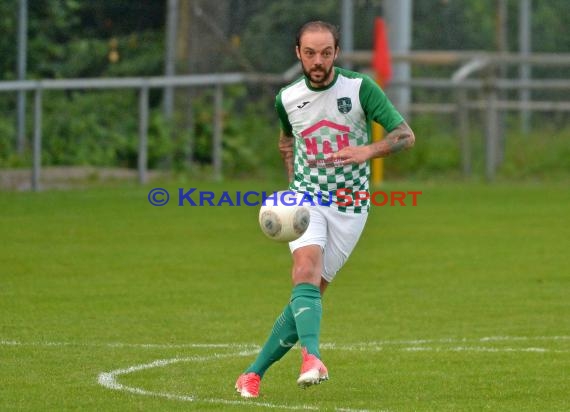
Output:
[296, 30, 338, 88]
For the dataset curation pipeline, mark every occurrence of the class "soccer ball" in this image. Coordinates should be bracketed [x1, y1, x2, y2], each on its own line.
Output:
[259, 192, 310, 242]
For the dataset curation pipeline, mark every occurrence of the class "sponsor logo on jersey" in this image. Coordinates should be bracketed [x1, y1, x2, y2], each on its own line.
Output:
[300, 119, 351, 160]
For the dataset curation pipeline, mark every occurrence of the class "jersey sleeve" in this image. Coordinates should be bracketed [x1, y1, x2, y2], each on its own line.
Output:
[359, 75, 404, 132]
[275, 91, 293, 136]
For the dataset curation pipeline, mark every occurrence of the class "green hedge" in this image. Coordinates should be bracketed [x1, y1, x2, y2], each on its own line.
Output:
[1, 95, 568, 181]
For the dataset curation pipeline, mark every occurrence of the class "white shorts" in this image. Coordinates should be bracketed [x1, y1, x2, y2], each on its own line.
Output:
[289, 204, 368, 283]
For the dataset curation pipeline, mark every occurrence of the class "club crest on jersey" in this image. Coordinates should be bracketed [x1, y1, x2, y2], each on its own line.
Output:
[337, 97, 352, 114]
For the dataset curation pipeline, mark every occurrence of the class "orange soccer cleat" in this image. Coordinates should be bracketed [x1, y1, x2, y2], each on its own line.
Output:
[296, 347, 329, 388]
[235, 372, 261, 398]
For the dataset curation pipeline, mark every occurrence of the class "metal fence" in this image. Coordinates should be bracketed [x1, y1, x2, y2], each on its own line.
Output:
[1, 51, 569, 190]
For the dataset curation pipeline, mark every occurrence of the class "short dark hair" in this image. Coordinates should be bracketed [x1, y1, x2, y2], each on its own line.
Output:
[296, 21, 340, 49]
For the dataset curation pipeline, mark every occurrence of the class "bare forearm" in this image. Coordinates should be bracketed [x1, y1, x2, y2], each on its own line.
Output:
[330, 122, 415, 165]
[369, 121, 415, 159]
[278, 132, 294, 182]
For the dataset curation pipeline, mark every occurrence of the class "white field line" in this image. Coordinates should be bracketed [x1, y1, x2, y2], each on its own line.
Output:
[0, 340, 259, 350]
[92, 336, 569, 412]
[337, 409, 391, 412]
[98, 350, 326, 411]
[322, 335, 570, 349]
[402, 346, 570, 353]
[5, 336, 569, 412]
[2, 335, 570, 351]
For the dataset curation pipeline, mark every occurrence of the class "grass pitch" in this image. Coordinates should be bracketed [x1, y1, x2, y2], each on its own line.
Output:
[1, 179, 569, 411]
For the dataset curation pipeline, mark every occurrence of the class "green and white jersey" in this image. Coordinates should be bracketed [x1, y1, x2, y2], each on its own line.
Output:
[275, 67, 404, 213]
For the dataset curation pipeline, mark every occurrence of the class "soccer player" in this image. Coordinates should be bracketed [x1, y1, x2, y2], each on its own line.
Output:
[235, 20, 415, 398]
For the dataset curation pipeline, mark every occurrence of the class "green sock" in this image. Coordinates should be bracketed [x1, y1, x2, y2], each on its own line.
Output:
[245, 304, 298, 377]
[290, 283, 322, 358]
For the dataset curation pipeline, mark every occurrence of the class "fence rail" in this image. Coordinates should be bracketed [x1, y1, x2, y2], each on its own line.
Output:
[1, 51, 569, 189]
[344, 50, 570, 66]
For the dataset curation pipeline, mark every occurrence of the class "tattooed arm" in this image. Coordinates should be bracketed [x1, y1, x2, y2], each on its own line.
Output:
[369, 121, 415, 158]
[331, 121, 415, 165]
[278, 130, 295, 183]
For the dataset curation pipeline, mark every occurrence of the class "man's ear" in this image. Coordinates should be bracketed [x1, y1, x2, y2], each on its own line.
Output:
[296, 46, 301, 60]
[334, 47, 340, 60]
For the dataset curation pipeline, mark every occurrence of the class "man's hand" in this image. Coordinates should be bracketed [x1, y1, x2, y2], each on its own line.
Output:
[330, 145, 374, 165]
[331, 121, 415, 166]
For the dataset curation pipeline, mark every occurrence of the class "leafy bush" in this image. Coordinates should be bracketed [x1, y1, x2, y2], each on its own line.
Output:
[41, 90, 137, 167]
[385, 114, 570, 181]
[0, 84, 281, 177]
[385, 114, 462, 179]
[500, 127, 570, 180]
[190, 85, 279, 176]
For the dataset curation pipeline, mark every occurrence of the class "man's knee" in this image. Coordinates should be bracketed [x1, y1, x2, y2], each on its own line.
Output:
[293, 260, 318, 280]
[292, 246, 322, 285]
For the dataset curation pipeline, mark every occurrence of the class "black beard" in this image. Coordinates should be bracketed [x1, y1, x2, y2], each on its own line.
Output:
[302, 65, 334, 87]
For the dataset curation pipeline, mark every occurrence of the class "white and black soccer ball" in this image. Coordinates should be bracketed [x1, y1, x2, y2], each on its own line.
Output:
[258, 192, 310, 242]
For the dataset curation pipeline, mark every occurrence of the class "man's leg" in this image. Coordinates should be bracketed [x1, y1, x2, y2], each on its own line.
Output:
[289, 207, 368, 388]
[237, 207, 328, 397]
[244, 304, 298, 377]
[290, 245, 329, 387]
[236, 304, 298, 398]
[290, 246, 323, 357]
[239, 244, 323, 383]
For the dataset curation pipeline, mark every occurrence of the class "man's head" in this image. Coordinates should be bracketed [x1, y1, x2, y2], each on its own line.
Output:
[296, 21, 340, 88]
